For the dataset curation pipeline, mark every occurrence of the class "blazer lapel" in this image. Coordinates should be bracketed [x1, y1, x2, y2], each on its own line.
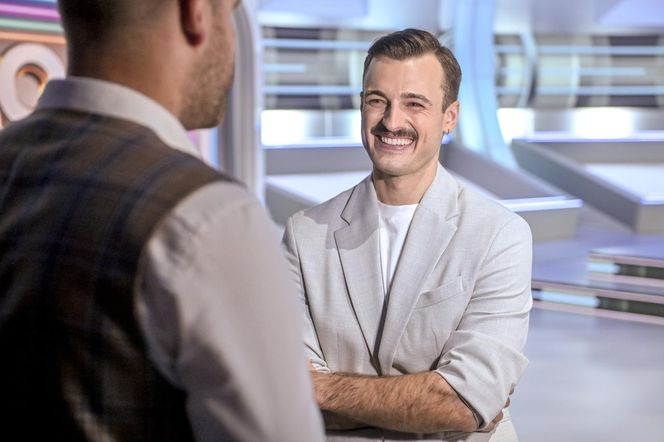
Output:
[377, 165, 460, 372]
[334, 176, 385, 365]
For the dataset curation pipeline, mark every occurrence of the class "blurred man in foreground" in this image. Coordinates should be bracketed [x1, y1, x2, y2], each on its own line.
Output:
[0, 1, 324, 440]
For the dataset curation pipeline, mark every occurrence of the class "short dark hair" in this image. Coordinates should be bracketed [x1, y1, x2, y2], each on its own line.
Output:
[57, 0, 168, 46]
[362, 28, 462, 109]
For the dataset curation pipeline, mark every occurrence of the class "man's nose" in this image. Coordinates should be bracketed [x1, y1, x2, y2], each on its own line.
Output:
[382, 105, 407, 133]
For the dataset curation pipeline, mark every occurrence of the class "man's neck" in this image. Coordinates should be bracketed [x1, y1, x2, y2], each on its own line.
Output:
[372, 164, 437, 205]
[67, 39, 183, 122]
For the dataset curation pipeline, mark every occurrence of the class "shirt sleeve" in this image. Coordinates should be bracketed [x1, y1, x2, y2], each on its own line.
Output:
[134, 181, 325, 442]
[434, 215, 532, 428]
[282, 214, 331, 374]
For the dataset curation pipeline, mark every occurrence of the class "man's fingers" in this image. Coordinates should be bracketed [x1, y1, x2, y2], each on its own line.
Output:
[505, 396, 510, 408]
[479, 422, 496, 433]
[478, 411, 503, 433]
[493, 411, 503, 424]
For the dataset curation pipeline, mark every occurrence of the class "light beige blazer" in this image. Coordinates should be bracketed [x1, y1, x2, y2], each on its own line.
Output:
[283, 165, 532, 441]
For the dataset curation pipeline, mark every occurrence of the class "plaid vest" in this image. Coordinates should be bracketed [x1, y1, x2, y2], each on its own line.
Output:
[0, 109, 230, 441]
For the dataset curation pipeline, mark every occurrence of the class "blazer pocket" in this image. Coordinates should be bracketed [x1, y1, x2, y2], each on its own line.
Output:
[415, 277, 463, 309]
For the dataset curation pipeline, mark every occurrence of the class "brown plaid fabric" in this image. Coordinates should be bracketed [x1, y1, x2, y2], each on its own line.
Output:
[0, 109, 230, 441]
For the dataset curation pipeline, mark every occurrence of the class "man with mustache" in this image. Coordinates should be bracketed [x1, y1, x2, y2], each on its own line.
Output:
[283, 29, 532, 441]
[0, 0, 324, 440]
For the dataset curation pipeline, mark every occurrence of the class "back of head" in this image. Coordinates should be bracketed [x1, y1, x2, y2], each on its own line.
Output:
[363, 28, 462, 109]
[57, 0, 236, 130]
[57, 0, 169, 53]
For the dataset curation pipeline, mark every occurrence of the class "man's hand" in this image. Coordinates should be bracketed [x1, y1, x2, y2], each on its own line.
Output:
[478, 409, 503, 433]
[478, 392, 511, 433]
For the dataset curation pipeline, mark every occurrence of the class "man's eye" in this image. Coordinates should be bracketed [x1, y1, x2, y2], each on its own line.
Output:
[407, 102, 424, 108]
[367, 99, 385, 106]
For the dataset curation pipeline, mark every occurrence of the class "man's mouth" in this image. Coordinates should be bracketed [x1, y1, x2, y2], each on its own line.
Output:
[370, 125, 417, 150]
[380, 136, 413, 146]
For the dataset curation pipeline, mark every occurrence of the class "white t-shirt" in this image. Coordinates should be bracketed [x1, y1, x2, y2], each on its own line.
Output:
[377, 201, 418, 295]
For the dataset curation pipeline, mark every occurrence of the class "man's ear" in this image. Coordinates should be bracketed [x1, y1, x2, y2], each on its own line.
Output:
[359, 91, 364, 111]
[442, 100, 459, 134]
[179, 0, 207, 46]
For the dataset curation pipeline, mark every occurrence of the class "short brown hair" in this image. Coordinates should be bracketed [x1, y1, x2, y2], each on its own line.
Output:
[362, 28, 462, 109]
[57, 0, 169, 45]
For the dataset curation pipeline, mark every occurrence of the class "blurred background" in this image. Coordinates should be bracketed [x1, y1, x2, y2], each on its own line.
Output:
[1, 0, 663, 440]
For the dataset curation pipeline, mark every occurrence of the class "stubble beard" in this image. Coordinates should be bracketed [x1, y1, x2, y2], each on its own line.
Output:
[180, 23, 234, 130]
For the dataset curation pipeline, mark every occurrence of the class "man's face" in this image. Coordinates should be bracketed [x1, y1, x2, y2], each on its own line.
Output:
[361, 53, 458, 181]
[182, 0, 239, 129]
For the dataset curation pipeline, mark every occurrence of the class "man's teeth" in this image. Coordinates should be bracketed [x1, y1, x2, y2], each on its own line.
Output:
[380, 136, 412, 146]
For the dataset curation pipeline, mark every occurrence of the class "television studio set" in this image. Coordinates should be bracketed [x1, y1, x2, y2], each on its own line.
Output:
[0, 0, 663, 441]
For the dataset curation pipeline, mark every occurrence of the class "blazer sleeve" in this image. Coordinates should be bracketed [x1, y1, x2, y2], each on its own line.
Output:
[434, 215, 532, 428]
[282, 214, 331, 373]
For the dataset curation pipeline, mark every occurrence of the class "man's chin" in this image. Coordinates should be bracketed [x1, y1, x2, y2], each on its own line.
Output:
[372, 164, 409, 179]
[181, 110, 225, 131]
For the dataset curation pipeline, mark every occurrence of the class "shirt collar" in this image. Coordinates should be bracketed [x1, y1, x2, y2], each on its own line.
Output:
[37, 76, 199, 158]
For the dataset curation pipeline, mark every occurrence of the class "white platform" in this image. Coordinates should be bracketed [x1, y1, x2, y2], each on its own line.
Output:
[585, 163, 664, 202]
[266, 171, 369, 204]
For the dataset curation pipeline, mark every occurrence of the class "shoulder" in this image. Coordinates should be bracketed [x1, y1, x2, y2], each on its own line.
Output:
[145, 180, 276, 276]
[455, 181, 531, 242]
[163, 181, 260, 240]
[287, 183, 357, 231]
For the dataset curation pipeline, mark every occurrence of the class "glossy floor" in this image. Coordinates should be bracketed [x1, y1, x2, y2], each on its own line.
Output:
[510, 307, 664, 442]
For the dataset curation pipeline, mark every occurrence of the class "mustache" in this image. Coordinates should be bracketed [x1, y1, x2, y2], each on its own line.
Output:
[370, 122, 417, 140]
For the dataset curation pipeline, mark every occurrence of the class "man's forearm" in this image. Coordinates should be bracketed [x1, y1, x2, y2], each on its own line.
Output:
[321, 411, 366, 430]
[311, 371, 477, 434]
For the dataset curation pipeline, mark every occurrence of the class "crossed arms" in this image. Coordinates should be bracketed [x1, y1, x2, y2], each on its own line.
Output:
[310, 370, 506, 433]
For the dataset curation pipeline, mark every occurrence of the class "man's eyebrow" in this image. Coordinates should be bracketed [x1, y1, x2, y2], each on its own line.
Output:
[363, 89, 387, 99]
[402, 92, 432, 105]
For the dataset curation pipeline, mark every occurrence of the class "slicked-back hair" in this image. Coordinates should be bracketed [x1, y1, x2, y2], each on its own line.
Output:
[362, 28, 462, 110]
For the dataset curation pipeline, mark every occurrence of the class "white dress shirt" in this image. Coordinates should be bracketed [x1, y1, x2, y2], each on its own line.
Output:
[37, 77, 325, 442]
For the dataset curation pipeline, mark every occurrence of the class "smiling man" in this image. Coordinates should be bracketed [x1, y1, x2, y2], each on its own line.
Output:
[283, 29, 533, 441]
